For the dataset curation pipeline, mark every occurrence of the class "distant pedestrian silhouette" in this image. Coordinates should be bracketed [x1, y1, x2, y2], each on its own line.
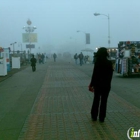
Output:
[74, 53, 78, 64]
[30, 54, 37, 72]
[79, 52, 83, 66]
[89, 47, 113, 122]
[53, 53, 57, 62]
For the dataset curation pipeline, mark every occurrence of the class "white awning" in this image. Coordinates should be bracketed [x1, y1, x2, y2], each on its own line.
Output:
[81, 48, 94, 52]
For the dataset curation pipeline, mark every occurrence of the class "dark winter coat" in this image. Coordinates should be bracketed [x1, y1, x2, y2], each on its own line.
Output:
[30, 58, 37, 66]
[90, 59, 113, 88]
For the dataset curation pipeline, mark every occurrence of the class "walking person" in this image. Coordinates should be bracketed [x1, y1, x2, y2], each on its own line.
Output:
[93, 52, 97, 64]
[74, 53, 78, 64]
[41, 53, 45, 64]
[30, 54, 37, 72]
[79, 52, 84, 66]
[53, 53, 57, 62]
[89, 47, 113, 122]
[38, 54, 42, 64]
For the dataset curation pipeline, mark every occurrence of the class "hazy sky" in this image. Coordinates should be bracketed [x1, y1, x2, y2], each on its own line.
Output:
[0, 0, 140, 54]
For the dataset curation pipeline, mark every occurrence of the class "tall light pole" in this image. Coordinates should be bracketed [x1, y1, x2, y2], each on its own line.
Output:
[18, 43, 22, 52]
[94, 13, 110, 47]
[23, 19, 37, 54]
[10, 42, 17, 54]
[77, 30, 86, 34]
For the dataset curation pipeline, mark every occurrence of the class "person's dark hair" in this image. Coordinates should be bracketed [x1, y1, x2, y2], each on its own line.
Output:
[96, 47, 109, 59]
[32, 54, 34, 58]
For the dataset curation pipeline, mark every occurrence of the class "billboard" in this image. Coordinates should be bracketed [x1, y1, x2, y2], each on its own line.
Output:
[26, 44, 35, 48]
[85, 33, 90, 44]
[22, 33, 37, 43]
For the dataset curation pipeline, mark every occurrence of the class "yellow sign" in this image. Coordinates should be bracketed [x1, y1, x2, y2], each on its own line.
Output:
[22, 33, 37, 43]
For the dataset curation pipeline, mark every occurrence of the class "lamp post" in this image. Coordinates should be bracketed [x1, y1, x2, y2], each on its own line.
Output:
[38, 46, 41, 53]
[10, 42, 17, 54]
[94, 13, 110, 47]
[77, 30, 86, 34]
[23, 19, 37, 54]
[18, 43, 22, 52]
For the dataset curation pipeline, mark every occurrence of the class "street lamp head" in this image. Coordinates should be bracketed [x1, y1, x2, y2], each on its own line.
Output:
[77, 30, 80, 32]
[94, 13, 100, 16]
[10, 42, 16, 45]
[33, 26, 37, 29]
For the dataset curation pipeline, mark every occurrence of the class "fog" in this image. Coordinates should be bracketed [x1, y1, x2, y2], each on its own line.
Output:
[1, 0, 140, 55]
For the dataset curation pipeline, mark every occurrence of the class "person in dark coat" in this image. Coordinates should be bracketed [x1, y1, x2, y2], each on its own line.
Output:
[41, 53, 45, 64]
[93, 52, 97, 64]
[89, 47, 113, 122]
[74, 53, 78, 64]
[79, 52, 84, 66]
[53, 53, 57, 62]
[30, 54, 37, 72]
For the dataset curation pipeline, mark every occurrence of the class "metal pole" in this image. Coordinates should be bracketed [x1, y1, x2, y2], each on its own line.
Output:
[13, 44, 15, 54]
[28, 26, 31, 54]
[85, 33, 86, 48]
[108, 14, 110, 48]
[94, 13, 111, 48]
[21, 44, 22, 52]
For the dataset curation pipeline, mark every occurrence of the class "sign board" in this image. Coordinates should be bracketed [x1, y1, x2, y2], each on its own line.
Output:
[22, 33, 37, 43]
[12, 57, 20, 69]
[85, 33, 90, 44]
[26, 44, 35, 48]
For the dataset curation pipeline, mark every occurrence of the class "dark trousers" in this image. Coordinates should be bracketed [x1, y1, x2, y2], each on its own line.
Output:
[91, 87, 110, 120]
[32, 65, 36, 72]
[80, 59, 83, 66]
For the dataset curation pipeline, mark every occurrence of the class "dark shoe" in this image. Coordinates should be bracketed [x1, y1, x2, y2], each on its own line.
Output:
[99, 118, 104, 123]
[91, 117, 97, 121]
